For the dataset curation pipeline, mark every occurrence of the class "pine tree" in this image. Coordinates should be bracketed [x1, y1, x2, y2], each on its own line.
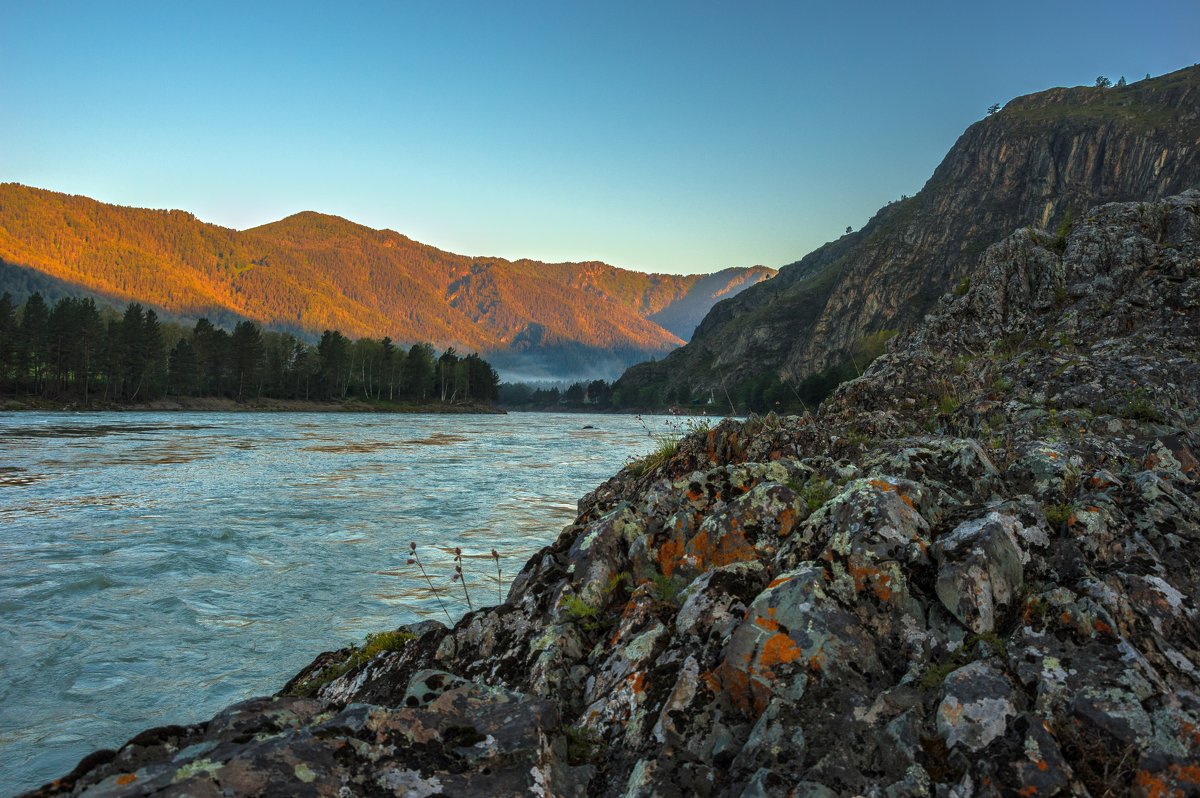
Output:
[0, 293, 15, 392]
[438, 347, 460, 402]
[403, 343, 435, 401]
[317, 330, 350, 400]
[168, 338, 199, 396]
[18, 293, 50, 394]
[230, 321, 264, 400]
[141, 309, 166, 400]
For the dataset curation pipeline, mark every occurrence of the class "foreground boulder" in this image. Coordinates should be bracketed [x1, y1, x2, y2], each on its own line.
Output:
[28, 194, 1200, 796]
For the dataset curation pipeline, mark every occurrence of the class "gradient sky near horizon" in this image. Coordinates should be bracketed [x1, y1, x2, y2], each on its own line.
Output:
[2, 2, 1196, 274]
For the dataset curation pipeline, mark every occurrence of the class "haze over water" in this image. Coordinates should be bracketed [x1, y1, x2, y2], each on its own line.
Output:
[0, 411, 680, 793]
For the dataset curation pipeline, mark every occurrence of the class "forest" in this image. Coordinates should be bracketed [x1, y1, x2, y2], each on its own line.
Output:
[498, 373, 805, 414]
[0, 292, 500, 405]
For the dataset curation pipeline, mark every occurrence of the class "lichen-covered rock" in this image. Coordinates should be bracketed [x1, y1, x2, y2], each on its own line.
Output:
[936, 663, 1018, 752]
[29, 678, 587, 798]
[27, 194, 1200, 797]
[933, 512, 1026, 634]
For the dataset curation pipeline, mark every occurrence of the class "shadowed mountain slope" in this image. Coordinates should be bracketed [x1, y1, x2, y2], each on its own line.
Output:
[615, 65, 1200, 405]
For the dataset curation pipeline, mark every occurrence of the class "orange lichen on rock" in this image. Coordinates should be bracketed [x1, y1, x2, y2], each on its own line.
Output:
[759, 632, 803, 667]
[1133, 764, 1200, 798]
[754, 612, 781, 633]
[627, 671, 647, 695]
[1172, 764, 1200, 785]
[116, 774, 138, 786]
[868, 478, 916, 508]
[1134, 769, 1180, 798]
[777, 506, 797, 537]
[656, 535, 685, 578]
[847, 560, 894, 602]
[684, 524, 758, 572]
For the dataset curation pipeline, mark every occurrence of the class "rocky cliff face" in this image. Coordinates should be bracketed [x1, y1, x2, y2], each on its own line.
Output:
[615, 66, 1200, 406]
[28, 194, 1200, 796]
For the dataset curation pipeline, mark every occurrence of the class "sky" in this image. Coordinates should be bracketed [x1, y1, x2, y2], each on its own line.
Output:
[1, 2, 1197, 275]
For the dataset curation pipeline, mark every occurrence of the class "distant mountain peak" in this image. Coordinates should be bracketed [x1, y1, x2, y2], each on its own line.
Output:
[0, 184, 774, 380]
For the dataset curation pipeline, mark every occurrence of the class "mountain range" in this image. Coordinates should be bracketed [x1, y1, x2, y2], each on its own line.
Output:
[0, 185, 774, 380]
[6, 66, 1198, 396]
[614, 64, 1200, 407]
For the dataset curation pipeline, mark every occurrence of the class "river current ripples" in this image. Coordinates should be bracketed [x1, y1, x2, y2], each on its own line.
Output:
[0, 410, 683, 793]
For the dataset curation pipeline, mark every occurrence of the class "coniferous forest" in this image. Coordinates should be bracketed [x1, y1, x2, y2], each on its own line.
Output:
[0, 292, 500, 406]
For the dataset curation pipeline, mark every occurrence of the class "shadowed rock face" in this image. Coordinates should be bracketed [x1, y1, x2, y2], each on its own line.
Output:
[615, 65, 1200, 402]
[28, 194, 1200, 796]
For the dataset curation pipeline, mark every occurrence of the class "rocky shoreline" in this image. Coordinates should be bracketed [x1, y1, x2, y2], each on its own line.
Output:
[26, 194, 1200, 796]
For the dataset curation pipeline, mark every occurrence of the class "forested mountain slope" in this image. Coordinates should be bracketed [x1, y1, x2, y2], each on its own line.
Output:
[0, 186, 773, 378]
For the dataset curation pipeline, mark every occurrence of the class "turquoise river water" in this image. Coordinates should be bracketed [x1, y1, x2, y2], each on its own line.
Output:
[0, 411, 683, 794]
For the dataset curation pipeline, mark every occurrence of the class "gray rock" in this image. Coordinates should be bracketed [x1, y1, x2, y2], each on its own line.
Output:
[933, 512, 1025, 634]
[936, 663, 1018, 752]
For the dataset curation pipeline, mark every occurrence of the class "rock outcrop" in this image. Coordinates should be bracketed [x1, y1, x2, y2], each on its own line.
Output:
[28, 194, 1200, 796]
[615, 65, 1200, 407]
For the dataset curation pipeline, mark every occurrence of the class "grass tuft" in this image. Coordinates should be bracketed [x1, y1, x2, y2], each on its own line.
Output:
[287, 629, 415, 695]
[626, 417, 712, 477]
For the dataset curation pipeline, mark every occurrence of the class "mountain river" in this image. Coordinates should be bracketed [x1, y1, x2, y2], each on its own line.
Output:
[0, 410, 687, 793]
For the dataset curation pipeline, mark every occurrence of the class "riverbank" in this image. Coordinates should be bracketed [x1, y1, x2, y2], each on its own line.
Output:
[0, 396, 505, 414]
[24, 195, 1200, 796]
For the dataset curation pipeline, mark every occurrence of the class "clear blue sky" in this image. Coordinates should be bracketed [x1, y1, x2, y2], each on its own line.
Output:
[2, 1, 1196, 274]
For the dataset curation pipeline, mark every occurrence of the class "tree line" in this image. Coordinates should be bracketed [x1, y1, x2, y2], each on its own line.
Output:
[0, 292, 500, 405]
[579, 329, 900, 415]
[499, 379, 616, 409]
